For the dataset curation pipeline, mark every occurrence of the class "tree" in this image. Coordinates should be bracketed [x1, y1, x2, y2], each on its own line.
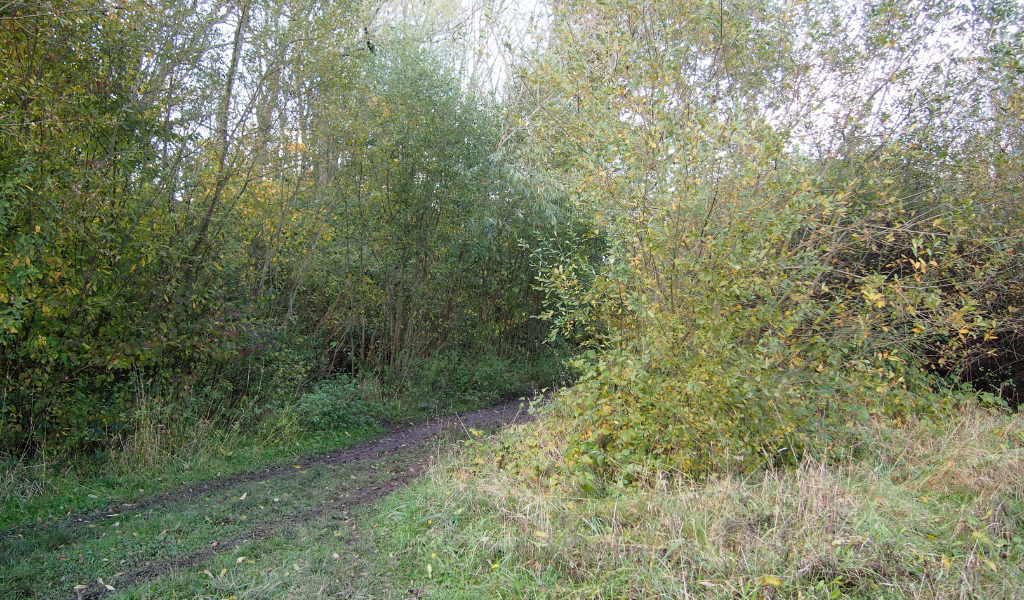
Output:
[519, 0, 1024, 482]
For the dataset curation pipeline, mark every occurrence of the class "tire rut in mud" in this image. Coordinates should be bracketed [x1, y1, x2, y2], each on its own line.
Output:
[49, 400, 533, 600]
[7, 400, 531, 542]
[66, 457, 427, 600]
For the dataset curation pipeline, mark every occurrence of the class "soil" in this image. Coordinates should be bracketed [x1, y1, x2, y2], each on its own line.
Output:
[51, 399, 535, 600]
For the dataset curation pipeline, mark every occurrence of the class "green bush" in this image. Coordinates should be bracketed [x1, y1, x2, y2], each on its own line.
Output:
[519, 0, 1023, 490]
[558, 338, 982, 490]
[295, 376, 378, 431]
[391, 349, 537, 414]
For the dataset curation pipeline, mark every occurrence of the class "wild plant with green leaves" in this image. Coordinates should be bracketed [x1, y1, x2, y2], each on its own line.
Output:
[518, 0, 1023, 483]
[0, 0, 563, 455]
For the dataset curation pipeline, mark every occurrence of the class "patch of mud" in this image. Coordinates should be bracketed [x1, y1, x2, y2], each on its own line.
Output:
[66, 455, 430, 600]
[10, 399, 532, 541]
[50, 399, 534, 599]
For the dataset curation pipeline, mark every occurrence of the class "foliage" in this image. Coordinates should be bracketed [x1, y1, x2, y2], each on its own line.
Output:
[393, 349, 531, 415]
[0, 0, 176, 450]
[295, 375, 378, 431]
[517, 0, 1024, 481]
[0, 0, 563, 454]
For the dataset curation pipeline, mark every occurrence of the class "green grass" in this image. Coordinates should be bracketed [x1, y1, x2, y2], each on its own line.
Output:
[0, 408, 525, 600]
[0, 422, 384, 533]
[109, 500, 398, 600]
[0, 346, 564, 535]
[8, 383, 1018, 599]
[0, 443, 426, 599]
[372, 404, 1024, 599]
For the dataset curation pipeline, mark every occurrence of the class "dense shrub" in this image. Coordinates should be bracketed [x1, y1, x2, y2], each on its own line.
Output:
[522, 0, 1024, 485]
[296, 376, 378, 431]
[394, 349, 534, 414]
[0, 4, 560, 453]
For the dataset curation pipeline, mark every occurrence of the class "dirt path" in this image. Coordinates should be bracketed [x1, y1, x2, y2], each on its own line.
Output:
[88, 400, 530, 526]
[1, 400, 533, 600]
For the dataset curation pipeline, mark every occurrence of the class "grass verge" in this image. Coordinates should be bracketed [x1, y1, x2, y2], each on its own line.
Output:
[0, 442, 434, 599]
[0, 420, 384, 533]
[373, 403, 1024, 599]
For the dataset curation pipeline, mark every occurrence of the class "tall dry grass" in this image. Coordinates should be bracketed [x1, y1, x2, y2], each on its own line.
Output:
[376, 404, 1024, 599]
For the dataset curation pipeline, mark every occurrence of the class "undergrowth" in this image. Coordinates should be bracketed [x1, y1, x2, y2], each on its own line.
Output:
[374, 400, 1024, 599]
[0, 402, 383, 532]
[0, 345, 562, 532]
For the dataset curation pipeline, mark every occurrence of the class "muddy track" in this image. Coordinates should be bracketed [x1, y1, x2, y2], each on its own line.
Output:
[46, 399, 534, 600]
[67, 458, 427, 600]
[7, 399, 532, 541]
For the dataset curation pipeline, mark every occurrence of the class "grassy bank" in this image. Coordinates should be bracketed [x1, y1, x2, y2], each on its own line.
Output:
[373, 402, 1024, 599]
